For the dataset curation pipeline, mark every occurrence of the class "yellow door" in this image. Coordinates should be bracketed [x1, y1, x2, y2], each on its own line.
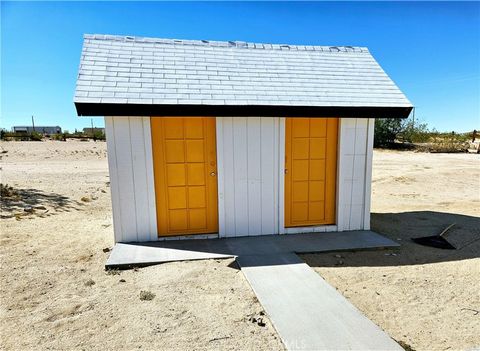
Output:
[285, 118, 338, 227]
[151, 117, 218, 236]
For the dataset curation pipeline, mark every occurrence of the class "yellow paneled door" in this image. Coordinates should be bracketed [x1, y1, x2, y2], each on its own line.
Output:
[285, 118, 338, 227]
[151, 117, 218, 236]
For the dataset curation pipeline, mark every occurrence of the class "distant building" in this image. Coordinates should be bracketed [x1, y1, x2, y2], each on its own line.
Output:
[82, 127, 105, 134]
[12, 126, 62, 135]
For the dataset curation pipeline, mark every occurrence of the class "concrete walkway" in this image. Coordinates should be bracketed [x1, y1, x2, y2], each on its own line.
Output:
[106, 231, 402, 350]
[106, 230, 399, 269]
[237, 253, 402, 350]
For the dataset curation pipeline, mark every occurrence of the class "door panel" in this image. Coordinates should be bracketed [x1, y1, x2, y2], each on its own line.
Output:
[285, 118, 338, 227]
[151, 117, 218, 236]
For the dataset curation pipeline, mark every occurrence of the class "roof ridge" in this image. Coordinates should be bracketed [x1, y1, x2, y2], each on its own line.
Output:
[83, 34, 369, 53]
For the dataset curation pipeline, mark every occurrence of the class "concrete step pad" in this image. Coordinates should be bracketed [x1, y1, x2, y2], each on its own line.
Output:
[106, 230, 399, 269]
[237, 253, 402, 351]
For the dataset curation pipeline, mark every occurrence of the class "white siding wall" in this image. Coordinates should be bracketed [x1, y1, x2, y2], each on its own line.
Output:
[105, 117, 157, 243]
[336, 118, 375, 231]
[105, 116, 373, 243]
[216, 117, 280, 237]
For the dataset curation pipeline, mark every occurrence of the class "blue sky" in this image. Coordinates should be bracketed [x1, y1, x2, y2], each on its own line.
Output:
[1, 1, 479, 132]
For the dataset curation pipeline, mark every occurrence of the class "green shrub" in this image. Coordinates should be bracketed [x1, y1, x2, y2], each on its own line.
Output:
[51, 134, 64, 141]
[92, 130, 106, 141]
[374, 116, 433, 147]
[374, 118, 404, 147]
[402, 119, 431, 143]
[30, 131, 43, 141]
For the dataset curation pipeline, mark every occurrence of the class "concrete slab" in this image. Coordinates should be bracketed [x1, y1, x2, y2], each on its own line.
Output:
[105, 242, 234, 269]
[106, 230, 399, 269]
[237, 253, 402, 351]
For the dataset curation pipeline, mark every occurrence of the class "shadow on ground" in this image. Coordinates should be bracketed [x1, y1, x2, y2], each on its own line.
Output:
[0, 185, 82, 218]
[302, 211, 480, 268]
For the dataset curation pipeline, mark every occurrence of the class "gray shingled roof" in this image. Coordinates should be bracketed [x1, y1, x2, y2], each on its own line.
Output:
[74, 34, 412, 111]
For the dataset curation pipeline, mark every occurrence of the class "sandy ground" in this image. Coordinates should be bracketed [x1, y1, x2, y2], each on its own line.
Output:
[1, 142, 479, 351]
[304, 150, 480, 351]
[0, 141, 282, 351]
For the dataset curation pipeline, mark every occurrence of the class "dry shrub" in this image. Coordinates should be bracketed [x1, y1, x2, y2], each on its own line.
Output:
[1, 184, 18, 198]
[84, 279, 95, 287]
[139, 290, 155, 301]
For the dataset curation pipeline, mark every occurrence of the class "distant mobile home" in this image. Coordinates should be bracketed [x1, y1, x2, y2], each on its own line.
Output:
[12, 126, 62, 135]
[74, 34, 412, 243]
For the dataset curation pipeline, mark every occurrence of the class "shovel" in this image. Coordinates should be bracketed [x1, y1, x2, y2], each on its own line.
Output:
[411, 223, 456, 250]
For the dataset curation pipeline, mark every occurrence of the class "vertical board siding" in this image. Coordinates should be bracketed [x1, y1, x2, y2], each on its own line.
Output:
[232, 118, 249, 235]
[105, 117, 157, 243]
[247, 117, 262, 234]
[129, 118, 151, 240]
[113, 118, 138, 242]
[363, 118, 375, 230]
[217, 117, 280, 237]
[142, 118, 159, 240]
[104, 117, 123, 243]
[336, 118, 371, 231]
[334, 117, 345, 232]
[221, 117, 236, 236]
[215, 118, 226, 237]
[278, 118, 286, 234]
[261, 118, 279, 235]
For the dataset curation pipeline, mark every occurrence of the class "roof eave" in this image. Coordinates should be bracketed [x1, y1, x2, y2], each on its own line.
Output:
[75, 103, 413, 119]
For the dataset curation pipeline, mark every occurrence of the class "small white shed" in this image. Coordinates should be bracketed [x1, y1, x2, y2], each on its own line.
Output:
[74, 34, 412, 243]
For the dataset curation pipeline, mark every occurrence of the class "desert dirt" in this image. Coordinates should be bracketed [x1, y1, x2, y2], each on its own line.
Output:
[304, 150, 480, 351]
[1, 141, 479, 351]
[0, 141, 282, 351]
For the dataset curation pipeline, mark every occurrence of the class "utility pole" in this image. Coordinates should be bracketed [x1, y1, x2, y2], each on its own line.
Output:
[91, 118, 96, 141]
[31, 115, 35, 132]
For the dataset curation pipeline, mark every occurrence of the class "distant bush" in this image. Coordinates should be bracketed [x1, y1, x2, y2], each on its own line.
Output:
[375, 116, 432, 147]
[429, 130, 470, 143]
[51, 133, 66, 141]
[425, 131, 470, 153]
[30, 131, 43, 141]
[401, 119, 430, 143]
[374, 118, 404, 147]
[374, 116, 473, 152]
[92, 130, 106, 141]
